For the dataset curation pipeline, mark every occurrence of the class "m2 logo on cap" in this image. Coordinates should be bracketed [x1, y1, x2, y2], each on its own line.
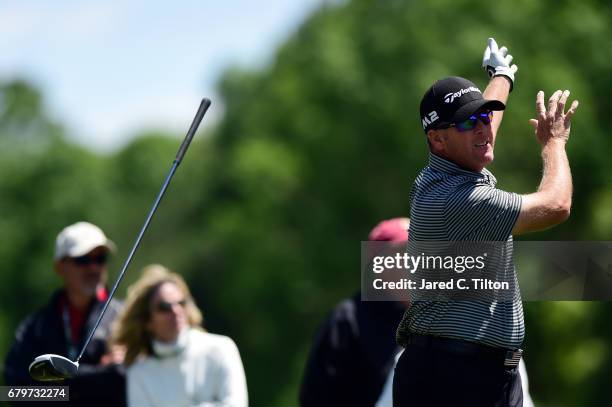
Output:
[422, 111, 439, 129]
[444, 86, 481, 104]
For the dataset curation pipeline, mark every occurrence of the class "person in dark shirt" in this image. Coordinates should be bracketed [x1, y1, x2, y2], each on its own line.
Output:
[4, 221, 126, 406]
[299, 218, 409, 407]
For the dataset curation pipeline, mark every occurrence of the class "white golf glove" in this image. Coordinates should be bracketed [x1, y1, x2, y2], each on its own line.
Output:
[482, 37, 518, 91]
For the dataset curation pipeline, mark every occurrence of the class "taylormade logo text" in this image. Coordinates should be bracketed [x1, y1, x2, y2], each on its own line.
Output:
[444, 87, 481, 104]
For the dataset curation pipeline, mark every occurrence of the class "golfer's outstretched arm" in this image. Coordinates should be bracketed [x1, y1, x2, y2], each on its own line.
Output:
[481, 37, 517, 136]
[484, 76, 511, 136]
[513, 90, 579, 235]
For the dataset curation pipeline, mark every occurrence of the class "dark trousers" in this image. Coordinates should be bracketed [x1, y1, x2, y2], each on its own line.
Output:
[393, 344, 523, 407]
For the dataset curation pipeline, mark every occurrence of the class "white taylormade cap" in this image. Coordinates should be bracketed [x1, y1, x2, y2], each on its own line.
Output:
[54, 221, 116, 260]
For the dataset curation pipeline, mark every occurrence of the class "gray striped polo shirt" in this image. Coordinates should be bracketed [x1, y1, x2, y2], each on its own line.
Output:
[396, 152, 524, 349]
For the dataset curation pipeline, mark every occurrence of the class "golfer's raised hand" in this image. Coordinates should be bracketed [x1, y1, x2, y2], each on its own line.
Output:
[482, 37, 518, 89]
[529, 90, 579, 146]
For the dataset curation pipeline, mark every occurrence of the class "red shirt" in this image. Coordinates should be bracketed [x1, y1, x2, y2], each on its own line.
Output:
[57, 287, 108, 343]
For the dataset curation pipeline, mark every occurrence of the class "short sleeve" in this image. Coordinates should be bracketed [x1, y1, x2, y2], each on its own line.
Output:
[445, 183, 522, 241]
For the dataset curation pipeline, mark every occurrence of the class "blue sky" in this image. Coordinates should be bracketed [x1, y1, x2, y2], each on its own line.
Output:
[0, 1, 327, 151]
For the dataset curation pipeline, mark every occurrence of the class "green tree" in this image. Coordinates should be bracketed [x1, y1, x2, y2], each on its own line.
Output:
[198, 1, 612, 405]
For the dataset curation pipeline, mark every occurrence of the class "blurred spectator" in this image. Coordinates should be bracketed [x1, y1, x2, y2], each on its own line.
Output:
[111, 264, 248, 407]
[3, 221, 126, 406]
[299, 218, 409, 406]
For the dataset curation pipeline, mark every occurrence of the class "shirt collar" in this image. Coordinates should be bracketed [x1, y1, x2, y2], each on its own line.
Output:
[151, 327, 190, 358]
[428, 153, 497, 185]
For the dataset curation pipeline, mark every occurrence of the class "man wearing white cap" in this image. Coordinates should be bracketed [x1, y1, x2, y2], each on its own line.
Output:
[4, 221, 126, 406]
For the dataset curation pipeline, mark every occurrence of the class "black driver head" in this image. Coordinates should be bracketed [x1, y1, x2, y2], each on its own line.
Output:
[29, 354, 79, 381]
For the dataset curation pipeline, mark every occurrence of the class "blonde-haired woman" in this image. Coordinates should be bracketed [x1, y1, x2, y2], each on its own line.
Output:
[112, 264, 248, 407]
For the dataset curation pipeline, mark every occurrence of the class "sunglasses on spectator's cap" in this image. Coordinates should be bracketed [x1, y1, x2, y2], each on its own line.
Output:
[70, 253, 108, 266]
[438, 111, 493, 132]
[154, 299, 187, 313]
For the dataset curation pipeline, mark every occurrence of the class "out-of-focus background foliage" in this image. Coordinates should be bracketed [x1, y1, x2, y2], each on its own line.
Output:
[2, 1, 612, 406]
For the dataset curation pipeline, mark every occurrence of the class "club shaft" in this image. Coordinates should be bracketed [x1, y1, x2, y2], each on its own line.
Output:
[76, 98, 211, 363]
[76, 162, 178, 363]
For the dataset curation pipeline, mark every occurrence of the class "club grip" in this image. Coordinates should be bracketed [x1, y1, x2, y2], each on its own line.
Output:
[175, 98, 212, 163]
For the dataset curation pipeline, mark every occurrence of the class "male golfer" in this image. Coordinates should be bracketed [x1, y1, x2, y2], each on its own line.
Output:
[392, 39, 578, 406]
[4, 221, 126, 406]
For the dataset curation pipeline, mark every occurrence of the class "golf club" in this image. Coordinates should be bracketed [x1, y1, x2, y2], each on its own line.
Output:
[29, 98, 212, 382]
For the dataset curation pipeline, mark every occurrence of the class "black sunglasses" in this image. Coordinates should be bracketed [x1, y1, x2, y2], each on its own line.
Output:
[71, 253, 108, 266]
[154, 299, 187, 313]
